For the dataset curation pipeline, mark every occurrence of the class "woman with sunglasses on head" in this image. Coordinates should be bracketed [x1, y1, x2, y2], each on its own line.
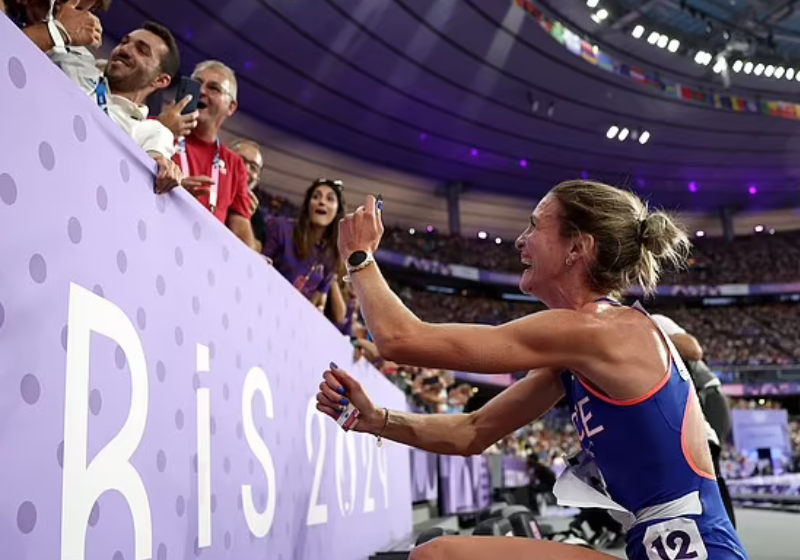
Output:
[261, 178, 345, 312]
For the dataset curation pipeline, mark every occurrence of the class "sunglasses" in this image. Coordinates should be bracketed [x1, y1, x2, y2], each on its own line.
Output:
[312, 178, 344, 192]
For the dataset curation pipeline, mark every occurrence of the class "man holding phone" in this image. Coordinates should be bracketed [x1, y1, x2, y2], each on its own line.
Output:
[158, 76, 201, 140]
[170, 60, 256, 249]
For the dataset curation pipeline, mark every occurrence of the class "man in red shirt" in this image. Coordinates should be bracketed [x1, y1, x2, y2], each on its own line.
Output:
[174, 60, 256, 248]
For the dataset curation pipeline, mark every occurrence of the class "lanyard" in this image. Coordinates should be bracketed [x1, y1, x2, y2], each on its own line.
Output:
[177, 137, 220, 211]
[95, 78, 109, 115]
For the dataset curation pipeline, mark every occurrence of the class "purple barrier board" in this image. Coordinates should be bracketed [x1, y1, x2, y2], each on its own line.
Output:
[439, 455, 490, 515]
[0, 18, 411, 560]
[731, 409, 791, 454]
[501, 456, 530, 488]
[409, 448, 439, 504]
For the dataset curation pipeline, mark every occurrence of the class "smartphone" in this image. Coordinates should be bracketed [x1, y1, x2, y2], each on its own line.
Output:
[175, 77, 201, 114]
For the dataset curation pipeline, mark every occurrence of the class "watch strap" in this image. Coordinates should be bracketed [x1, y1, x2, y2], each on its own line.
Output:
[344, 252, 375, 282]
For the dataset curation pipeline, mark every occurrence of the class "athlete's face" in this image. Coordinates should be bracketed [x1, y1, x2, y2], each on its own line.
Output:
[515, 195, 573, 297]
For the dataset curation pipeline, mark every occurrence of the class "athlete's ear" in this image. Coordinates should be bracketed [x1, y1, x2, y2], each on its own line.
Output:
[569, 233, 595, 265]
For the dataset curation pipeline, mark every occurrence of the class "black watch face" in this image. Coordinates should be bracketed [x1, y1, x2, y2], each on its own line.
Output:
[348, 251, 368, 267]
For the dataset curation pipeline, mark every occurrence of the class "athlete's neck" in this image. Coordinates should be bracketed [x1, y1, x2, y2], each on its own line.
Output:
[537, 278, 606, 311]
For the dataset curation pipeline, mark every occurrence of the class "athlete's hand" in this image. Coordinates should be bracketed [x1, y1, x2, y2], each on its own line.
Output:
[337, 194, 384, 260]
[317, 363, 381, 433]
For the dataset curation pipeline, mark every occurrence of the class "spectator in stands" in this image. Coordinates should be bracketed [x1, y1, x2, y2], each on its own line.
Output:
[174, 60, 256, 248]
[325, 266, 359, 335]
[5, 0, 105, 53]
[42, 17, 183, 193]
[261, 179, 345, 311]
[100, 23, 183, 192]
[526, 454, 556, 514]
[5, 2, 183, 196]
[229, 139, 269, 251]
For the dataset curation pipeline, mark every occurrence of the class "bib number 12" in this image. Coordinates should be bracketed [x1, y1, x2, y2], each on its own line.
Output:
[644, 518, 708, 560]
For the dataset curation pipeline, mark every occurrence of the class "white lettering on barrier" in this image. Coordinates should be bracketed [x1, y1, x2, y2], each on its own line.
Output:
[361, 435, 376, 513]
[61, 283, 153, 560]
[61, 285, 394, 558]
[196, 344, 212, 548]
[336, 428, 358, 516]
[305, 395, 392, 526]
[241, 366, 277, 537]
[305, 397, 329, 526]
[376, 444, 390, 508]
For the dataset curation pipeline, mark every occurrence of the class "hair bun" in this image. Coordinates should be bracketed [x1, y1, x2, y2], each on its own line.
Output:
[640, 213, 683, 258]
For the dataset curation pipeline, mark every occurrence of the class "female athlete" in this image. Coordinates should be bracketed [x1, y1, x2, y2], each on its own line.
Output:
[316, 180, 748, 560]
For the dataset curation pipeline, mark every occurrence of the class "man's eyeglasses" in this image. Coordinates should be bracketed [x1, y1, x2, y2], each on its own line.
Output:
[239, 155, 262, 175]
[195, 78, 234, 99]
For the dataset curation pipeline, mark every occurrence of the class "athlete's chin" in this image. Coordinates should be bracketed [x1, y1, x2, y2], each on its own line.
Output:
[519, 269, 538, 296]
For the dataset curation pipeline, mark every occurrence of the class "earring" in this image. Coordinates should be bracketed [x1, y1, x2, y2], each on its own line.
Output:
[565, 257, 573, 266]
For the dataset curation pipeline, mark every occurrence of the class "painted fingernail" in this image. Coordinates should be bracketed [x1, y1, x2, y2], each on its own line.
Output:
[337, 387, 346, 395]
[330, 361, 338, 370]
[339, 398, 349, 406]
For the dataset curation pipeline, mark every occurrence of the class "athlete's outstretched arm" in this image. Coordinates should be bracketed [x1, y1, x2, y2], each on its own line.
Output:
[339, 196, 613, 375]
[317, 366, 565, 456]
[349, 262, 610, 374]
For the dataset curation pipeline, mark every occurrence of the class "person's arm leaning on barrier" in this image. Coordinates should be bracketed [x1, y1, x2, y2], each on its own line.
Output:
[327, 276, 348, 326]
[318, 365, 564, 456]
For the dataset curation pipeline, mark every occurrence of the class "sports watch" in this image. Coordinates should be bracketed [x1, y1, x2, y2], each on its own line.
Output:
[344, 250, 376, 280]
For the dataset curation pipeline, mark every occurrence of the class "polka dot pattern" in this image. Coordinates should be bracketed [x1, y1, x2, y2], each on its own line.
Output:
[73, 115, 87, 142]
[116, 250, 128, 273]
[88, 502, 100, 527]
[0, 173, 17, 205]
[136, 308, 147, 330]
[96, 185, 108, 211]
[17, 501, 36, 533]
[20, 374, 40, 405]
[0, 45, 411, 560]
[8, 57, 26, 88]
[156, 275, 166, 296]
[156, 361, 166, 383]
[119, 159, 130, 183]
[38, 142, 55, 171]
[67, 217, 82, 244]
[29, 254, 47, 284]
[89, 389, 102, 415]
